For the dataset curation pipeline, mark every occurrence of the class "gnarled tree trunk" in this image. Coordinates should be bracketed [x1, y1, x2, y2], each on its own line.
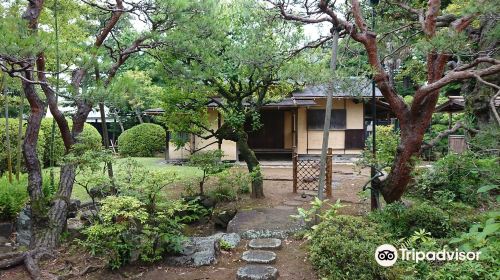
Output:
[217, 123, 265, 198]
[237, 131, 264, 198]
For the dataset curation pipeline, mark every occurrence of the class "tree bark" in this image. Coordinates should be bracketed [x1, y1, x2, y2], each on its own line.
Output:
[16, 94, 24, 180]
[136, 108, 144, 124]
[379, 126, 423, 202]
[236, 131, 264, 198]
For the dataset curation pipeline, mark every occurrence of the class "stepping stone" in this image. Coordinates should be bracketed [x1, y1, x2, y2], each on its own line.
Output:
[242, 250, 277, 264]
[274, 205, 294, 210]
[236, 265, 279, 280]
[248, 238, 282, 250]
[283, 200, 303, 207]
[227, 208, 305, 239]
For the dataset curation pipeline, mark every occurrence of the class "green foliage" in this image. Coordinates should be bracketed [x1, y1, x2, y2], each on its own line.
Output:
[0, 172, 57, 221]
[40, 118, 101, 167]
[188, 150, 229, 194]
[291, 198, 343, 226]
[0, 118, 45, 175]
[449, 210, 499, 255]
[469, 124, 500, 155]
[107, 70, 164, 117]
[370, 202, 451, 238]
[309, 215, 395, 280]
[0, 176, 27, 221]
[411, 152, 500, 205]
[81, 195, 190, 269]
[158, 0, 310, 149]
[359, 125, 399, 170]
[207, 185, 236, 203]
[188, 150, 227, 177]
[219, 239, 232, 251]
[118, 123, 166, 157]
[217, 169, 251, 194]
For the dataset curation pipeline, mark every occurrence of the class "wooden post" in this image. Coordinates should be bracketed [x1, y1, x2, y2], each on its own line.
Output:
[326, 148, 333, 197]
[292, 146, 297, 194]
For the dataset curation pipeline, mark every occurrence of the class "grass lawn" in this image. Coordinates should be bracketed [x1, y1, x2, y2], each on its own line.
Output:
[1, 157, 204, 203]
[71, 157, 202, 202]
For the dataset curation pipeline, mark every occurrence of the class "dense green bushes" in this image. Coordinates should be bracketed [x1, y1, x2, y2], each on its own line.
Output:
[411, 152, 500, 205]
[370, 202, 451, 238]
[309, 215, 396, 280]
[81, 196, 190, 268]
[118, 123, 166, 156]
[0, 118, 45, 175]
[40, 118, 101, 166]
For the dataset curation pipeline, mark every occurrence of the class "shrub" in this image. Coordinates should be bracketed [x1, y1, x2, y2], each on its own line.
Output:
[0, 176, 28, 221]
[370, 202, 451, 238]
[411, 152, 500, 205]
[118, 123, 165, 157]
[309, 215, 396, 280]
[217, 169, 251, 194]
[80, 196, 189, 269]
[188, 150, 228, 194]
[0, 119, 45, 175]
[208, 185, 236, 202]
[40, 118, 101, 167]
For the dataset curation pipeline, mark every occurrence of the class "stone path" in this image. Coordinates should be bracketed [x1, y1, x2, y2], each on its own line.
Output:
[231, 195, 312, 279]
[237, 238, 282, 280]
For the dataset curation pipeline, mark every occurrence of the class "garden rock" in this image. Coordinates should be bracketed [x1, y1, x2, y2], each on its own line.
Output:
[67, 199, 81, 218]
[214, 209, 237, 229]
[213, 232, 240, 249]
[166, 232, 241, 267]
[236, 265, 279, 280]
[241, 250, 276, 264]
[16, 206, 32, 247]
[79, 209, 99, 224]
[248, 238, 282, 250]
[66, 218, 84, 233]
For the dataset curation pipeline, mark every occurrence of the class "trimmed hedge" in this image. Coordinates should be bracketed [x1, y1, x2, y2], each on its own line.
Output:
[118, 123, 166, 157]
[40, 118, 102, 166]
[0, 118, 45, 175]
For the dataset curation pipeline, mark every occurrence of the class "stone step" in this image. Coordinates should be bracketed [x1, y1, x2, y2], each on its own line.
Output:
[236, 265, 279, 280]
[241, 250, 277, 264]
[248, 238, 282, 250]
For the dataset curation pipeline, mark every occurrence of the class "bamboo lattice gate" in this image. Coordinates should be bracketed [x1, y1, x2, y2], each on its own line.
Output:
[292, 147, 332, 197]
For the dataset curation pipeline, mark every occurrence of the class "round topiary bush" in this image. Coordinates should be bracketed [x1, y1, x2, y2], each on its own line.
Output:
[40, 118, 102, 166]
[118, 123, 166, 157]
[309, 215, 396, 280]
[0, 118, 45, 175]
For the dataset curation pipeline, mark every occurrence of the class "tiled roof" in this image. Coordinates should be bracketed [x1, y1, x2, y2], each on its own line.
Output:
[292, 80, 383, 98]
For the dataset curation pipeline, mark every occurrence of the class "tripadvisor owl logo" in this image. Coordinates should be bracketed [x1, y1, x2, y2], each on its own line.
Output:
[375, 244, 398, 267]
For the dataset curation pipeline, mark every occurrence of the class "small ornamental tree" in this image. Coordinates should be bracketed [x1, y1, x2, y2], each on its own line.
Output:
[188, 150, 228, 195]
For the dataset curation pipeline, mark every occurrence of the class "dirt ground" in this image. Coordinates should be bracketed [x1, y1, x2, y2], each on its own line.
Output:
[1, 164, 369, 280]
